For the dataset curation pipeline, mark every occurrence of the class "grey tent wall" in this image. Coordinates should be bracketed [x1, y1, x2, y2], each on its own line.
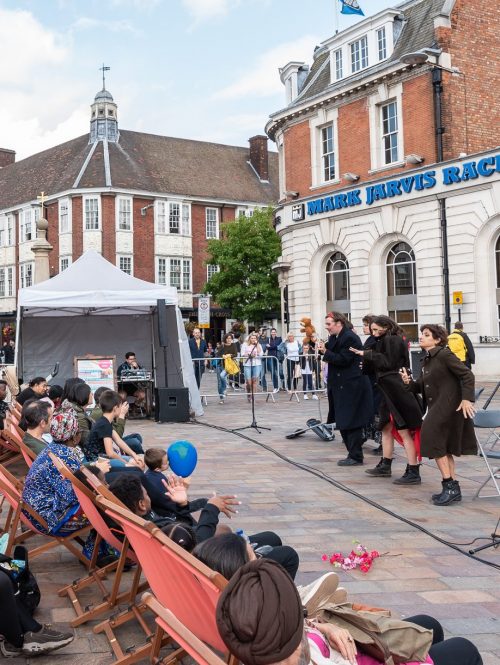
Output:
[20, 315, 153, 384]
[152, 306, 185, 388]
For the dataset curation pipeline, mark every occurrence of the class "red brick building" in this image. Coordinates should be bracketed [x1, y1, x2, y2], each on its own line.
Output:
[266, 0, 500, 375]
[0, 88, 278, 340]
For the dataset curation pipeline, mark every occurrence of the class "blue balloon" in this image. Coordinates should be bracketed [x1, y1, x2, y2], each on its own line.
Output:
[167, 440, 198, 477]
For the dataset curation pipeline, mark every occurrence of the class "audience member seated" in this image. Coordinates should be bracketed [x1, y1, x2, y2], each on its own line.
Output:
[0, 572, 74, 657]
[47, 384, 63, 410]
[108, 474, 238, 544]
[81, 390, 143, 468]
[17, 377, 48, 406]
[63, 382, 94, 448]
[142, 447, 207, 521]
[91, 386, 144, 454]
[194, 530, 300, 581]
[0, 378, 9, 429]
[215, 558, 483, 665]
[22, 400, 53, 456]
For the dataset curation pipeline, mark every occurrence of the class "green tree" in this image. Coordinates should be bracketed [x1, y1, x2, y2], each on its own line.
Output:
[204, 207, 281, 322]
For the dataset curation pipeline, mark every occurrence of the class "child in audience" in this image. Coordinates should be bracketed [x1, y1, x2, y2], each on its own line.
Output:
[82, 390, 144, 468]
[142, 447, 208, 521]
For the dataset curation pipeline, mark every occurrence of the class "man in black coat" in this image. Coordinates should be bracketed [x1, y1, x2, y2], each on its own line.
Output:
[188, 327, 208, 388]
[318, 313, 373, 466]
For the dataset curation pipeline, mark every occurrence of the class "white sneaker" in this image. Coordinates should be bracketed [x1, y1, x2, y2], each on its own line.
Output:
[312, 394, 319, 400]
[298, 572, 346, 616]
[304, 394, 309, 400]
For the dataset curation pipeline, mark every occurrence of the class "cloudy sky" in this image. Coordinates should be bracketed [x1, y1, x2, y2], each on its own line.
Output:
[0, 0, 398, 160]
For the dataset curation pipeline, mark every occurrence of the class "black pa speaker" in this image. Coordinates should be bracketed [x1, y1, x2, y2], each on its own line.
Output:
[157, 299, 168, 348]
[155, 387, 190, 423]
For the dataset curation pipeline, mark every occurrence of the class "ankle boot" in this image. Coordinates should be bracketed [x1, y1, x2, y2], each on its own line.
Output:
[393, 464, 421, 485]
[365, 457, 392, 477]
[432, 479, 461, 506]
[432, 480, 447, 501]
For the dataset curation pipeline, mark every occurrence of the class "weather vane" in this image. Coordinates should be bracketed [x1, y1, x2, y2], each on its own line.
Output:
[99, 63, 110, 90]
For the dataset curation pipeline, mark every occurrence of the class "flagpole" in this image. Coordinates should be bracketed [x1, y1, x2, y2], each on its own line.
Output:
[334, 0, 340, 34]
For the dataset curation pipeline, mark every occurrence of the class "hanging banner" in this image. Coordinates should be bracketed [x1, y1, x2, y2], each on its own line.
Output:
[198, 296, 210, 328]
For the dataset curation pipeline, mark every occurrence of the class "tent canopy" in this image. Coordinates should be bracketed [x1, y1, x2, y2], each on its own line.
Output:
[18, 249, 178, 315]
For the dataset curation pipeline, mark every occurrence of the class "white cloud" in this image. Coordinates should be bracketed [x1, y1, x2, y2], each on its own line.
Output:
[182, 0, 240, 24]
[70, 16, 141, 36]
[212, 34, 320, 100]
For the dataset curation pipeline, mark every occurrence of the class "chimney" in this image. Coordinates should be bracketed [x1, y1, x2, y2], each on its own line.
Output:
[249, 135, 269, 182]
[0, 149, 16, 168]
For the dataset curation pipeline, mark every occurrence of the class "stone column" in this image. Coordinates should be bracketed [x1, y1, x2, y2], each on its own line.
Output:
[31, 217, 53, 284]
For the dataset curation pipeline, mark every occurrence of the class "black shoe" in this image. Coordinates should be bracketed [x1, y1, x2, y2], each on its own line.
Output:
[393, 464, 421, 485]
[431, 481, 446, 501]
[372, 444, 383, 455]
[365, 458, 392, 477]
[21, 625, 74, 655]
[432, 479, 461, 506]
[337, 457, 363, 466]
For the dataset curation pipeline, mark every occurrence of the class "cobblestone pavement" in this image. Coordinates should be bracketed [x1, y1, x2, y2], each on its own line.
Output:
[2, 377, 500, 664]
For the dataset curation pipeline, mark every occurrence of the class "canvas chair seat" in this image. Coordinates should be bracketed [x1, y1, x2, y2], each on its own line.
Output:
[474, 410, 500, 499]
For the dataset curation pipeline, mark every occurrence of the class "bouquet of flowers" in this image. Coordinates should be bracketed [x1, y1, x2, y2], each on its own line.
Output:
[322, 541, 380, 573]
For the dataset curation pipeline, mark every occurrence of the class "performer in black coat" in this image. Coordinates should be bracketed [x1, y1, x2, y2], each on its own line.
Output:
[318, 312, 373, 466]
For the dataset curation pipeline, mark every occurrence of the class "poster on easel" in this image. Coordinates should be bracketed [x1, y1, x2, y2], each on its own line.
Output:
[74, 355, 116, 393]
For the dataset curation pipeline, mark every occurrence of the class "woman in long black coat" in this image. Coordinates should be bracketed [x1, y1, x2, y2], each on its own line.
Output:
[350, 315, 423, 485]
[318, 312, 373, 466]
[401, 323, 476, 506]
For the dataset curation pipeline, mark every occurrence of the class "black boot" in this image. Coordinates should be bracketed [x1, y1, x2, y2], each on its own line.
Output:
[431, 480, 447, 501]
[432, 479, 462, 506]
[365, 457, 392, 477]
[393, 464, 421, 485]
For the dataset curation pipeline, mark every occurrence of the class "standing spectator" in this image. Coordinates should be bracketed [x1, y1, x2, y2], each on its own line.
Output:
[17, 377, 48, 406]
[0, 379, 9, 429]
[352, 316, 423, 485]
[215, 333, 239, 404]
[240, 333, 264, 401]
[401, 324, 476, 506]
[188, 327, 208, 389]
[283, 332, 301, 392]
[257, 327, 270, 391]
[2, 339, 15, 364]
[309, 332, 323, 390]
[300, 342, 317, 400]
[448, 321, 475, 369]
[267, 327, 283, 391]
[318, 312, 373, 466]
[362, 314, 382, 453]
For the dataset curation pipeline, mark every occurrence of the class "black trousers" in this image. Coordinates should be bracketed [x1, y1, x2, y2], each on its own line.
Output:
[407, 615, 482, 665]
[249, 531, 299, 580]
[339, 427, 364, 462]
[0, 572, 41, 648]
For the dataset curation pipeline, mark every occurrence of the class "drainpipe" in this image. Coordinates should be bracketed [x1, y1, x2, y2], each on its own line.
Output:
[433, 67, 451, 332]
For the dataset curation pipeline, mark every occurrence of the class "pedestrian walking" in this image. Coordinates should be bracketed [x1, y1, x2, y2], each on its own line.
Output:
[215, 333, 239, 404]
[188, 327, 208, 388]
[401, 324, 476, 506]
[447, 321, 475, 369]
[318, 312, 373, 466]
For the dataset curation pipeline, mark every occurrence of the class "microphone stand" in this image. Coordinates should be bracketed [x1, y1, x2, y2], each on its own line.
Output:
[232, 341, 270, 434]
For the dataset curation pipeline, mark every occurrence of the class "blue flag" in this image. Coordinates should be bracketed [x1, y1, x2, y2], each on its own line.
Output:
[340, 0, 365, 15]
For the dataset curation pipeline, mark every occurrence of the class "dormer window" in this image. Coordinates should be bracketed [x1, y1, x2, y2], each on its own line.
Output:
[350, 35, 368, 73]
[98, 109, 104, 116]
[334, 49, 343, 80]
[377, 27, 387, 61]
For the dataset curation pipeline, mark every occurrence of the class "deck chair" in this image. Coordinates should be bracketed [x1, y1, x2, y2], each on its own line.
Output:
[96, 497, 233, 665]
[142, 592, 229, 665]
[49, 454, 147, 627]
[2, 425, 37, 468]
[0, 431, 20, 465]
[474, 410, 500, 499]
[0, 462, 91, 565]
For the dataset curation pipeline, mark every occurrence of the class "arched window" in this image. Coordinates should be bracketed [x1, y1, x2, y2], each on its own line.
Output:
[496, 236, 500, 334]
[386, 242, 418, 340]
[326, 251, 350, 319]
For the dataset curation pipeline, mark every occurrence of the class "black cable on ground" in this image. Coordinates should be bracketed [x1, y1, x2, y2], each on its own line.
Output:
[193, 419, 500, 572]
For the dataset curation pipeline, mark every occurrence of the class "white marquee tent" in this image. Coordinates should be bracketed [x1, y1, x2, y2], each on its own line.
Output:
[15, 250, 202, 416]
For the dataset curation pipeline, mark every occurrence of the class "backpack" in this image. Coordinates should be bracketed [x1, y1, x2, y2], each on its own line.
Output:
[447, 331, 467, 362]
[0, 545, 41, 614]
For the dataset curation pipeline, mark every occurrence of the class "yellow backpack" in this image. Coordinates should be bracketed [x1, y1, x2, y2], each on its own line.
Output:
[447, 331, 467, 362]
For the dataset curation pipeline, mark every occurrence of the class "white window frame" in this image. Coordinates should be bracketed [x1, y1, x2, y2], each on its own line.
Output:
[334, 48, 343, 80]
[116, 196, 133, 232]
[20, 208, 37, 243]
[20, 262, 34, 289]
[182, 258, 192, 292]
[0, 267, 13, 297]
[321, 124, 336, 182]
[169, 202, 180, 234]
[59, 198, 72, 234]
[0, 217, 5, 247]
[7, 214, 15, 246]
[381, 100, 399, 165]
[83, 195, 101, 231]
[377, 27, 387, 61]
[368, 83, 404, 173]
[207, 264, 220, 282]
[206, 207, 219, 239]
[350, 35, 368, 73]
[117, 254, 133, 275]
[181, 203, 191, 236]
[309, 107, 340, 188]
[59, 256, 72, 272]
[155, 200, 167, 234]
[169, 258, 181, 289]
[156, 257, 167, 285]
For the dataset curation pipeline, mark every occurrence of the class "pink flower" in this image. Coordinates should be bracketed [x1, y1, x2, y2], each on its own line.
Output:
[322, 554, 328, 561]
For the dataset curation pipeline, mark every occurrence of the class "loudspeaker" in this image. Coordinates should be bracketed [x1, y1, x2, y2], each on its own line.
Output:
[155, 387, 190, 423]
[157, 299, 168, 347]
